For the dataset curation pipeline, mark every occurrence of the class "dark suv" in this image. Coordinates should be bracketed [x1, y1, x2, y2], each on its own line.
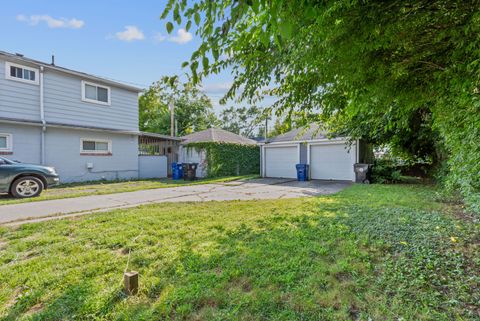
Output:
[0, 157, 60, 198]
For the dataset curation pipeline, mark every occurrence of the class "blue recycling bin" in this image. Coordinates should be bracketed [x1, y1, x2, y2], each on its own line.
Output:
[172, 162, 183, 180]
[296, 164, 309, 181]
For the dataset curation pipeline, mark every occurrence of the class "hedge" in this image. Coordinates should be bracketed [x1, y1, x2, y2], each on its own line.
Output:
[184, 142, 260, 177]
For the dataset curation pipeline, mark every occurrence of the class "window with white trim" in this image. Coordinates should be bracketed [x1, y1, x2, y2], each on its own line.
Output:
[0, 134, 12, 152]
[81, 81, 111, 105]
[5, 62, 39, 85]
[80, 138, 112, 154]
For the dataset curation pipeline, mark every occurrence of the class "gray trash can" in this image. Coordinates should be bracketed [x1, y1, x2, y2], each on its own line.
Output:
[354, 163, 372, 183]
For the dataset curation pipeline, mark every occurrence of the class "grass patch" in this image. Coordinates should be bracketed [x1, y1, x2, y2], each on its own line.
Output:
[0, 184, 478, 320]
[0, 175, 257, 206]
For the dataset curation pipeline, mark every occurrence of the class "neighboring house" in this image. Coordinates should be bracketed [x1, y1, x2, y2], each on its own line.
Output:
[260, 124, 372, 181]
[179, 128, 258, 177]
[0, 50, 177, 182]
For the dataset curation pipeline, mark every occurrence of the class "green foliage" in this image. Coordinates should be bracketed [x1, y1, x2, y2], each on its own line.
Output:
[139, 77, 218, 136]
[219, 106, 265, 138]
[161, 0, 480, 214]
[1, 185, 478, 319]
[185, 142, 259, 177]
[268, 110, 321, 137]
[371, 159, 402, 184]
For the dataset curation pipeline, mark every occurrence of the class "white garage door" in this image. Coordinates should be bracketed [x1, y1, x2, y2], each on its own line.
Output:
[264, 146, 298, 178]
[310, 143, 355, 181]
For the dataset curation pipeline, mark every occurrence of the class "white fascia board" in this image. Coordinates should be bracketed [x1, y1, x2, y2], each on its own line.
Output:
[265, 137, 350, 145]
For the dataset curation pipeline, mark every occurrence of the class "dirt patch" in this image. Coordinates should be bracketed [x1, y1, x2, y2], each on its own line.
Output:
[22, 250, 40, 260]
[5, 287, 25, 310]
[449, 205, 478, 223]
[229, 276, 253, 293]
[115, 248, 130, 256]
[349, 304, 360, 320]
[334, 271, 351, 282]
[24, 303, 44, 316]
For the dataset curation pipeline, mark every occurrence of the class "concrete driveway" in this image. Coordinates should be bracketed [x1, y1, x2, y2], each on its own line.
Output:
[0, 178, 350, 225]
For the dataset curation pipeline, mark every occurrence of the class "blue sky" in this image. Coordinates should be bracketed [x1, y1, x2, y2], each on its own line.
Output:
[0, 0, 243, 113]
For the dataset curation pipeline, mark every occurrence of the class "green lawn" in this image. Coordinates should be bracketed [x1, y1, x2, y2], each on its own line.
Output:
[0, 175, 256, 206]
[0, 184, 478, 320]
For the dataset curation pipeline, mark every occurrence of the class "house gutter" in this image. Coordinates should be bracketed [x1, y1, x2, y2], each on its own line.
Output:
[40, 66, 46, 164]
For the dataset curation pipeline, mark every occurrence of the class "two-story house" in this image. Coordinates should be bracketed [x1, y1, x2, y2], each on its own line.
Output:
[0, 50, 159, 182]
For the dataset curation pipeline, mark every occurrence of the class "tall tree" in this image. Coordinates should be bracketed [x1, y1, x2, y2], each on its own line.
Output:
[139, 77, 218, 136]
[219, 106, 265, 138]
[162, 0, 480, 212]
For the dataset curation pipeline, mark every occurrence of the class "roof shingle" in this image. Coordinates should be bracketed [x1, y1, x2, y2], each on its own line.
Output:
[181, 128, 257, 145]
[266, 123, 330, 143]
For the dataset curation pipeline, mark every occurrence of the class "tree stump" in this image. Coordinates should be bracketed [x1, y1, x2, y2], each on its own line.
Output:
[124, 271, 139, 295]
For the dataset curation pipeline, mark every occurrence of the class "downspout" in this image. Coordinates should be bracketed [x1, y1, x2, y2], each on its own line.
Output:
[40, 66, 46, 164]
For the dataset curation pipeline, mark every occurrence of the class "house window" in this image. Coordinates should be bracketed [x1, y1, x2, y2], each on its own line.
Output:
[0, 134, 12, 153]
[80, 138, 112, 155]
[81, 81, 111, 105]
[5, 62, 39, 85]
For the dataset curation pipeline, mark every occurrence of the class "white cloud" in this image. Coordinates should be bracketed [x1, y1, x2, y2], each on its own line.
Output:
[153, 32, 166, 43]
[115, 25, 145, 42]
[202, 82, 233, 94]
[16, 14, 84, 29]
[168, 28, 193, 44]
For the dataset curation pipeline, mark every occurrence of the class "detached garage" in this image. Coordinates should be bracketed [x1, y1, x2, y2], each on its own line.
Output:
[261, 124, 372, 182]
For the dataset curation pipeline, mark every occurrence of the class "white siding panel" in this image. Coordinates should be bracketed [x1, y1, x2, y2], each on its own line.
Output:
[139, 156, 167, 178]
[309, 143, 355, 181]
[264, 146, 298, 178]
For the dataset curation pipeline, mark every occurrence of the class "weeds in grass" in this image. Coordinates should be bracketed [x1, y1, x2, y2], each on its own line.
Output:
[0, 184, 478, 320]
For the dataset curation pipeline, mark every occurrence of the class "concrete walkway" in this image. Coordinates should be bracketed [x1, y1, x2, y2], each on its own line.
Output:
[0, 178, 350, 225]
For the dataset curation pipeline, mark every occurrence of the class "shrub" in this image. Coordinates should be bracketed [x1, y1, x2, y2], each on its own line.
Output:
[371, 159, 402, 184]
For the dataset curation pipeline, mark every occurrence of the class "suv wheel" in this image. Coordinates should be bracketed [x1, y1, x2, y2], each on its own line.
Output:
[11, 176, 44, 198]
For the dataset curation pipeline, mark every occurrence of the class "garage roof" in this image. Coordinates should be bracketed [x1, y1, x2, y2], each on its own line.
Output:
[266, 123, 330, 143]
[181, 128, 258, 145]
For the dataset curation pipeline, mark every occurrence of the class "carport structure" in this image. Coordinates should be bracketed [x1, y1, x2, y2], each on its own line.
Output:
[138, 132, 182, 176]
[260, 124, 372, 181]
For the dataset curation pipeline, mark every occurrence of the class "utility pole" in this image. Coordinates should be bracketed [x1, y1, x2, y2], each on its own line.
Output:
[264, 117, 268, 140]
[169, 100, 175, 137]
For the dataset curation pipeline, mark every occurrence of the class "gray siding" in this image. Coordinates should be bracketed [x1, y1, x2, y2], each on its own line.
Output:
[45, 128, 139, 182]
[0, 58, 41, 122]
[0, 57, 139, 132]
[0, 123, 41, 164]
[1, 123, 139, 183]
[299, 143, 308, 164]
[44, 70, 138, 131]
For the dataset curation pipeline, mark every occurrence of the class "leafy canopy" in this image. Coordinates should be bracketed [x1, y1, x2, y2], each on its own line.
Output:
[219, 106, 265, 138]
[139, 76, 218, 136]
[162, 0, 480, 213]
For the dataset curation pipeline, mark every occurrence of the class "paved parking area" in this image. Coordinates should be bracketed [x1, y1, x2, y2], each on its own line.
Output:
[0, 178, 351, 225]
